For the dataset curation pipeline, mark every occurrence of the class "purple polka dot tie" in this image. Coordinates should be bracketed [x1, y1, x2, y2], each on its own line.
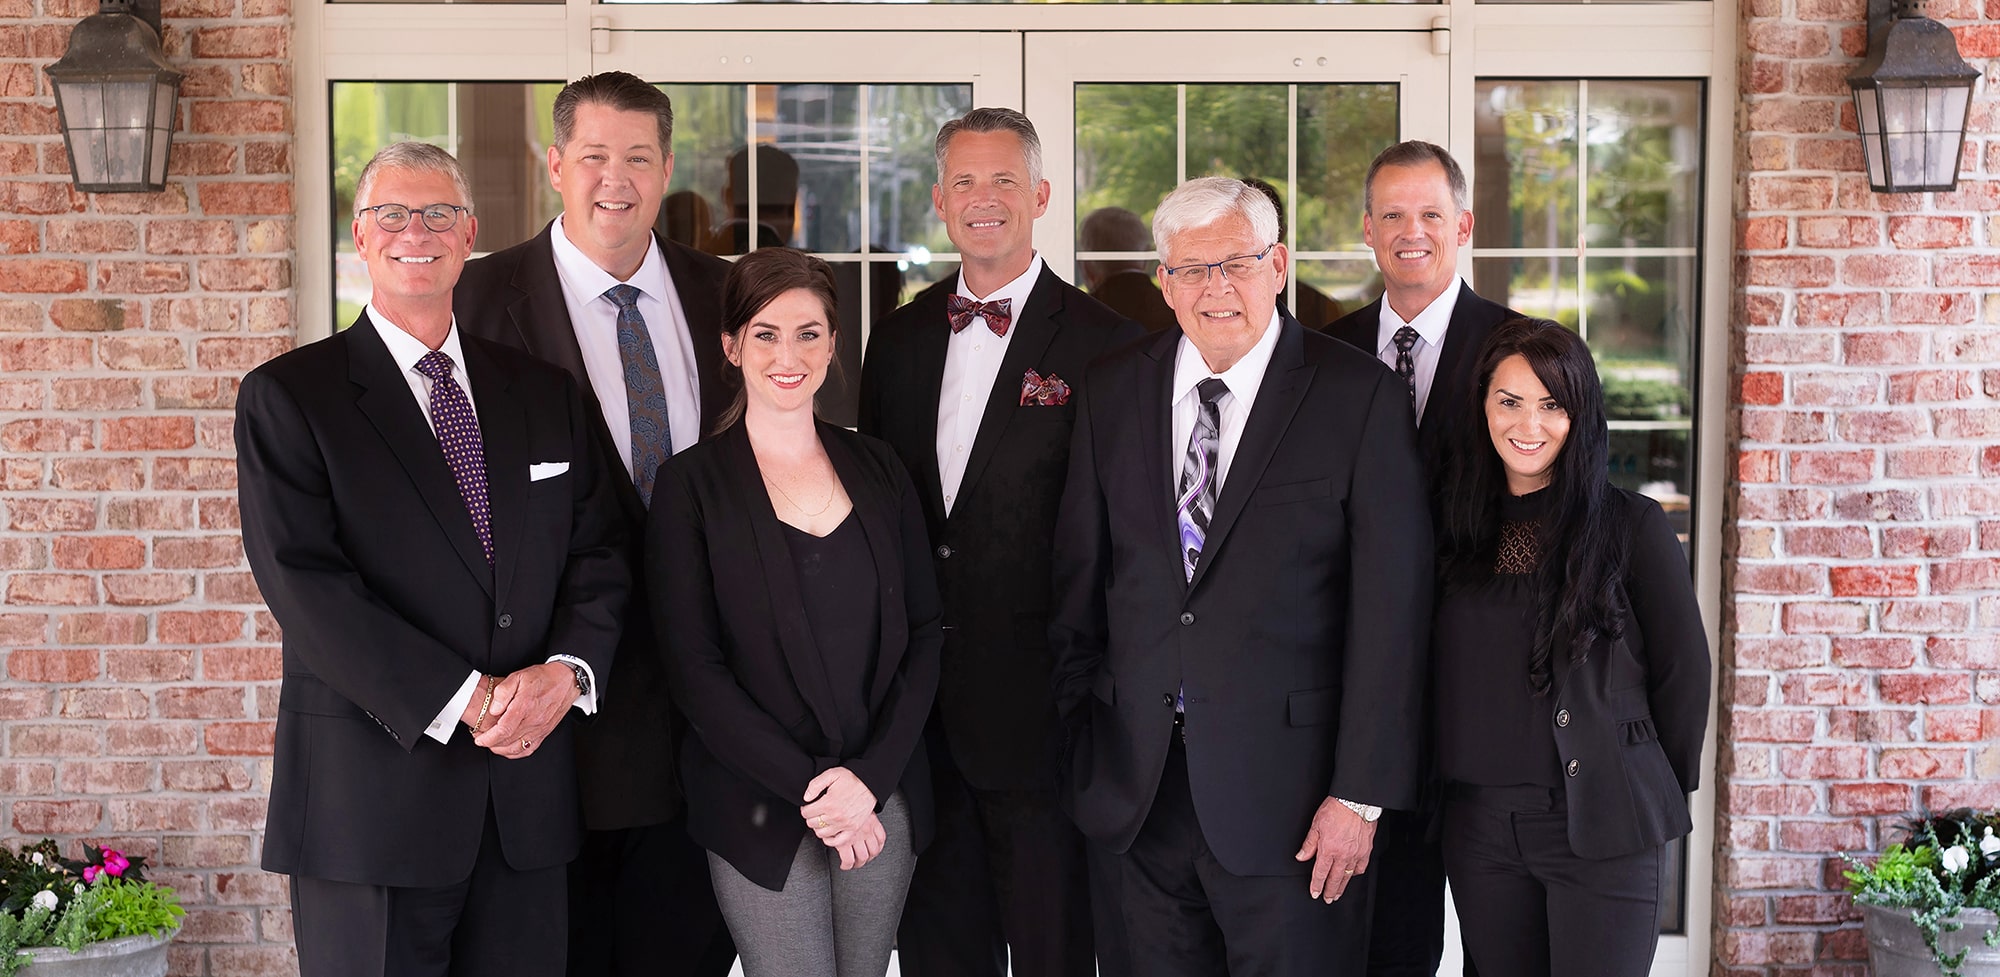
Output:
[415, 350, 493, 565]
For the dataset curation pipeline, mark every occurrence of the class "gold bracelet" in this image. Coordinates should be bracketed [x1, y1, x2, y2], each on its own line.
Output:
[470, 675, 496, 734]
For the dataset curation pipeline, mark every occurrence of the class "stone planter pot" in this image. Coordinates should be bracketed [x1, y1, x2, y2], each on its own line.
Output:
[1863, 903, 2000, 977]
[13, 927, 177, 977]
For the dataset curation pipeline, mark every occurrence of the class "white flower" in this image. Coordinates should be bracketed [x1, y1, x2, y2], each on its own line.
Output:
[31, 890, 58, 912]
[73, 883, 84, 896]
[1942, 844, 1971, 873]
[28, 852, 42, 866]
[1982, 827, 2000, 859]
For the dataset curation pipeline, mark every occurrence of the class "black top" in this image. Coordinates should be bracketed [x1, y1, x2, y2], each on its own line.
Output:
[782, 512, 881, 753]
[1435, 489, 1561, 788]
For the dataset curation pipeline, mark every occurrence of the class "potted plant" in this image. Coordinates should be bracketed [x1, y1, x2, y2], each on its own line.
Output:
[0, 840, 184, 977]
[1845, 808, 2000, 977]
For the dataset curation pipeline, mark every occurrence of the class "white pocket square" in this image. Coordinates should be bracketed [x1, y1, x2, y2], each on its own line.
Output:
[529, 461, 570, 481]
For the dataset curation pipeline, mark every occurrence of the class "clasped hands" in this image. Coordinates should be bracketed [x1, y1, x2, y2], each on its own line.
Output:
[1295, 797, 1377, 903]
[459, 662, 577, 760]
[801, 767, 885, 871]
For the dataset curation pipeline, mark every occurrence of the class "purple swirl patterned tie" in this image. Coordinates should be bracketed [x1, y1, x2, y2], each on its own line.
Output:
[605, 284, 672, 507]
[414, 350, 492, 565]
[1177, 377, 1229, 583]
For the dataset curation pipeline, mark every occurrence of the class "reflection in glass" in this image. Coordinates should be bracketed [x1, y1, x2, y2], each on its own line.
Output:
[1584, 82, 1702, 250]
[1076, 84, 1177, 236]
[1186, 84, 1288, 185]
[1471, 255, 1577, 326]
[1294, 258, 1383, 325]
[1295, 84, 1397, 252]
[1473, 81, 1578, 252]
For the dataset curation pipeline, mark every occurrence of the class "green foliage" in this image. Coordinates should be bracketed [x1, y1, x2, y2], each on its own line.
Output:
[1601, 375, 1689, 421]
[1846, 808, 2000, 977]
[89, 881, 184, 942]
[0, 840, 181, 977]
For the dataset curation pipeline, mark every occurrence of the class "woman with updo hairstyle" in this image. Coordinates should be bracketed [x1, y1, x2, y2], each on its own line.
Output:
[645, 247, 941, 977]
[1430, 316, 1709, 977]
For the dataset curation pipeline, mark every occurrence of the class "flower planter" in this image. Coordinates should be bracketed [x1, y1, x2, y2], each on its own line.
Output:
[1863, 903, 2000, 977]
[12, 927, 176, 977]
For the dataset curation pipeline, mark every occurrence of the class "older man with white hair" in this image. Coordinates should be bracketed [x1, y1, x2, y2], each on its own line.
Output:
[1049, 177, 1434, 974]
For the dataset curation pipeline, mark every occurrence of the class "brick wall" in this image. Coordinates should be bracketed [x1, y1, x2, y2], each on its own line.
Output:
[1725, 0, 2000, 972]
[0, 0, 295, 973]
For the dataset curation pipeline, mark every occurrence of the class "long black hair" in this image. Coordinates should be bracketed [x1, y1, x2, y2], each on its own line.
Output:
[1435, 317, 1627, 696]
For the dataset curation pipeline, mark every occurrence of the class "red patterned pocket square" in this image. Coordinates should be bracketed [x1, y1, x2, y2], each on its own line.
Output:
[1021, 369, 1071, 407]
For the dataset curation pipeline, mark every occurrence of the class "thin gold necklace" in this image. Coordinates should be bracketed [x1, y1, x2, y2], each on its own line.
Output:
[763, 469, 833, 517]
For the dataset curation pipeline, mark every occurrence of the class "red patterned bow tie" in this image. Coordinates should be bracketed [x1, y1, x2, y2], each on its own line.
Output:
[946, 295, 1012, 337]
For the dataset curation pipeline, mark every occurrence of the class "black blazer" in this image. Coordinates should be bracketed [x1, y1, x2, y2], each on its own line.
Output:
[648, 422, 943, 891]
[455, 223, 731, 830]
[858, 267, 1143, 791]
[1543, 488, 1711, 860]
[1324, 281, 1518, 465]
[1049, 315, 1434, 877]
[238, 314, 627, 887]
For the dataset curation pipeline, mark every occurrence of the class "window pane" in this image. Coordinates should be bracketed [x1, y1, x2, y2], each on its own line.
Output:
[1294, 258, 1382, 328]
[1076, 84, 1177, 244]
[1295, 84, 1398, 253]
[1473, 81, 1578, 252]
[1471, 254, 1578, 325]
[1585, 81, 1703, 250]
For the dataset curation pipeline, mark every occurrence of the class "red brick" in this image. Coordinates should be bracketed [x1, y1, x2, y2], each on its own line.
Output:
[151, 296, 242, 333]
[244, 141, 292, 176]
[1746, 333, 1839, 364]
[5, 497, 96, 532]
[1936, 254, 2000, 286]
[1728, 784, 1819, 816]
[1829, 565, 1920, 597]
[1936, 407, 2000, 439]
[1746, 21, 1834, 56]
[1739, 449, 1780, 482]
[203, 646, 280, 681]
[1928, 708, 1986, 742]
[1881, 525, 1972, 558]
[0, 687, 51, 720]
[153, 536, 243, 569]
[1783, 526, 1872, 559]
[1889, 291, 1979, 326]
[1740, 487, 1830, 521]
[1879, 672, 1971, 704]
[161, 759, 253, 792]
[214, 872, 288, 905]
[59, 760, 152, 794]
[154, 377, 239, 410]
[1741, 373, 1784, 406]
[46, 459, 143, 493]
[0, 181, 83, 215]
[1928, 636, 2000, 669]
[1738, 216, 1788, 250]
[100, 417, 198, 452]
[1793, 373, 1879, 407]
[1880, 747, 1968, 779]
[0, 219, 35, 254]
[197, 182, 291, 215]
[1743, 291, 1782, 325]
[1744, 255, 1835, 287]
[1729, 708, 1819, 742]
[1, 418, 91, 452]
[102, 572, 194, 606]
[57, 687, 148, 719]
[154, 458, 236, 491]
[1836, 410, 1928, 442]
[191, 25, 286, 58]
[1779, 746, 1867, 780]
[1935, 558, 2000, 594]
[203, 572, 263, 605]
[1887, 369, 1974, 404]
[1939, 331, 2000, 363]
[198, 258, 291, 292]
[1777, 819, 1868, 853]
[11, 799, 102, 834]
[43, 218, 138, 253]
[1841, 332, 1925, 366]
[98, 336, 189, 371]
[1728, 855, 1820, 890]
[1888, 445, 1977, 478]
[1887, 215, 1972, 249]
[211, 799, 268, 831]
[199, 497, 241, 530]
[1922, 782, 2000, 811]
[106, 649, 195, 683]
[209, 946, 299, 977]
[1790, 450, 1876, 484]
[95, 260, 190, 294]
[0, 258, 85, 293]
[1748, 176, 1837, 211]
[0, 337, 91, 372]
[1827, 707, 1917, 740]
[0, 761, 56, 795]
[10, 723, 102, 756]
[1795, 291, 1881, 327]
[145, 220, 238, 255]
[51, 378, 143, 411]
[107, 723, 199, 756]
[205, 721, 274, 756]
[110, 798, 203, 833]
[1881, 600, 1972, 631]
[1737, 564, 1827, 595]
[1831, 637, 1917, 668]
[5, 573, 95, 605]
[0, 613, 47, 646]
[167, 140, 238, 177]
[1829, 782, 1912, 815]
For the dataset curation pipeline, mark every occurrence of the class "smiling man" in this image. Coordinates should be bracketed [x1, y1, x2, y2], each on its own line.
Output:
[858, 108, 1141, 977]
[1323, 140, 1521, 977]
[454, 72, 736, 977]
[1049, 176, 1433, 976]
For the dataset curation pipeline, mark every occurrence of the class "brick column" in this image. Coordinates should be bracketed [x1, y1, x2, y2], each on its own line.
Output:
[0, 0, 296, 973]
[1725, 0, 2000, 972]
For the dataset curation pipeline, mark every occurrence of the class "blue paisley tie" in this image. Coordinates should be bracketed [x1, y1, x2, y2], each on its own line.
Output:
[605, 284, 672, 507]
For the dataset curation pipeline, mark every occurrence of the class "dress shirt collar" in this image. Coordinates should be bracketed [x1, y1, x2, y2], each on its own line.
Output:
[955, 253, 1044, 308]
[1375, 278, 1463, 356]
[367, 303, 467, 375]
[550, 215, 670, 307]
[1172, 306, 1282, 408]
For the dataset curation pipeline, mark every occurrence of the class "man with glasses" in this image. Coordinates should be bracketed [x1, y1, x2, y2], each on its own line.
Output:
[455, 72, 736, 977]
[1049, 177, 1433, 974]
[1324, 140, 1519, 977]
[239, 141, 627, 977]
[859, 107, 1142, 977]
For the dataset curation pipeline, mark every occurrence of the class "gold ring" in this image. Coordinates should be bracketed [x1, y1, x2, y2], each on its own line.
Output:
[1343, 869, 1353, 875]
[522, 739, 530, 750]
[818, 817, 829, 829]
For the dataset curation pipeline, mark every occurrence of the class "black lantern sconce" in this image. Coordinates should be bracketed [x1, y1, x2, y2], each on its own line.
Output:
[1847, 0, 1982, 193]
[44, 0, 182, 193]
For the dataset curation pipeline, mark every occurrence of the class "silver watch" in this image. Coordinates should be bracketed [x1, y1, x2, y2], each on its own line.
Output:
[1338, 798, 1382, 822]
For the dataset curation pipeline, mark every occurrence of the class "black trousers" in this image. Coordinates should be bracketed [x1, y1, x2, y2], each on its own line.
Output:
[1364, 807, 1450, 977]
[566, 818, 736, 977]
[1442, 784, 1663, 977]
[292, 804, 564, 977]
[897, 741, 1101, 977]
[1114, 737, 1372, 977]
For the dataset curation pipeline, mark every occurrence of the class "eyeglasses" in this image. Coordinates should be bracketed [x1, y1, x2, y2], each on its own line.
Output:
[358, 203, 470, 234]
[1161, 246, 1275, 288]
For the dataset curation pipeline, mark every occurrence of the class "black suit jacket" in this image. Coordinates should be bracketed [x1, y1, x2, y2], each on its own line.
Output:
[1049, 315, 1434, 877]
[648, 422, 943, 891]
[857, 267, 1143, 791]
[455, 224, 731, 830]
[1324, 281, 1518, 465]
[238, 314, 627, 888]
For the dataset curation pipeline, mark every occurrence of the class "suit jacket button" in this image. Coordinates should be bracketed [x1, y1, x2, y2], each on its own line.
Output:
[1555, 709, 1571, 728]
[497, 613, 513, 629]
[1566, 758, 1580, 777]
[1162, 693, 1174, 707]
[936, 544, 953, 559]
[1179, 612, 1195, 625]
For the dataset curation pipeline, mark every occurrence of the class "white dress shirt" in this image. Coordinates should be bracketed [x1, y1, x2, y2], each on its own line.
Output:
[936, 255, 1043, 516]
[1373, 279, 1464, 426]
[364, 308, 599, 743]
[1170, 308, 1281, 491]
[549, 216, 704, 472]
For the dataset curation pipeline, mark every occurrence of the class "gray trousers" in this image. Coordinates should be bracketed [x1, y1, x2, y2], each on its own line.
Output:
[709, 791, 917, 977]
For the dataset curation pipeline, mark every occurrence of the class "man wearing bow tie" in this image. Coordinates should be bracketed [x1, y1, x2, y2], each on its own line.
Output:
[858, 107, 1142, 977]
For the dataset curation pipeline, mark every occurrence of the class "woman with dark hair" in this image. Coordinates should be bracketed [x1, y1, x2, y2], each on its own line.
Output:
[1432, 317, 1710, 977]
[645, 247, 941, 977]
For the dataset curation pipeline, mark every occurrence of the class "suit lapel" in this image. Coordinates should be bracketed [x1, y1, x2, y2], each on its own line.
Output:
[466, 340, 527, 612]
[1187, 317, 1313, 594]
[663, 236, 731, 432]
[346, 314, 496, 596]
[1138, 329, 1180, 570]
[907, 286, 952, 522]
[1424, 282, 1486, 439]
[952, 266, 1063, 520]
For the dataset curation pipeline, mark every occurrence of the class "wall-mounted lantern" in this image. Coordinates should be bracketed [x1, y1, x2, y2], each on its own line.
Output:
[44, 0, 181, 193]
[1847, 0, 1982, 193]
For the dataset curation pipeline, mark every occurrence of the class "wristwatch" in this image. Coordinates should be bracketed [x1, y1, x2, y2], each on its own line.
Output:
[560, 660, 591, 698]
[1338, 798, 1382, 822]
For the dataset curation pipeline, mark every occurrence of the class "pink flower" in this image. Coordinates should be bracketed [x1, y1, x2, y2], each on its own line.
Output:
[103, 851, 128, 877]
[82, 865, 99, 883]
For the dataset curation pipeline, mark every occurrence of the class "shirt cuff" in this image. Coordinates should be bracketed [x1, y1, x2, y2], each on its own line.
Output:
[1336, 797, 1382, 822]
[548, 654, 598, 715]
[427, 670, 484, 744]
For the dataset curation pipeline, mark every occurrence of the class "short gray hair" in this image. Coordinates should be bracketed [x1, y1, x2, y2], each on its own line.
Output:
[935, 107, 1044, 187]
[354, 141, 474, 216]
[1152, 177, 1279, 261]
[1363, 140, 1468, 215]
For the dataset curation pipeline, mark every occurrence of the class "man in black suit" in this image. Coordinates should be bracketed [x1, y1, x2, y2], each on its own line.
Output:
[1050, 176, 1433, 976]
[453, 72, 736, 977]
[1323, 140, 1520, 977]
[238, 141, 626, 977]
[859, 108, 1143, 977]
